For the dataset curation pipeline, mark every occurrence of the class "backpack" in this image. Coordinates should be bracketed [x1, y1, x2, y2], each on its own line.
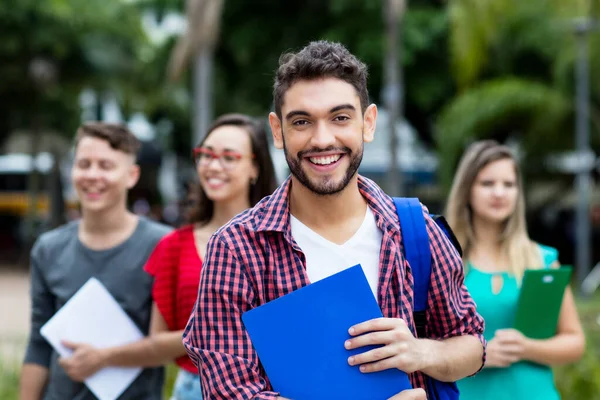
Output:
[393, 197, 462, 400]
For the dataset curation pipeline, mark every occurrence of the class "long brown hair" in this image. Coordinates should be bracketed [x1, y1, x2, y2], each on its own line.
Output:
[445, 140, 542, 280]
[187, 113, 278, 226]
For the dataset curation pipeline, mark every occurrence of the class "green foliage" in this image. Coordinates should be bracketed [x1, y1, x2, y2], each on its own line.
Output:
[439, 0, 600, 190]
[0, 0, 151, 140]
[210, 1, 451, 147]
[555, 295, 600, 398]
[448, 0, 515, 89]
[436, 78, 571, 187]
[163, 363, 178, 399]
[448, 0, 600, 89]
[0, 357, 20, 400]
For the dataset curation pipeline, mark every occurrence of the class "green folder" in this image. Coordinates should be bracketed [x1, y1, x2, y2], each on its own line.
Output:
[513, 267, 572, 339]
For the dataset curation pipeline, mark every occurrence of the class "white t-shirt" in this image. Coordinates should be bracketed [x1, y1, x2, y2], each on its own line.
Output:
[290, 207, 383, 300]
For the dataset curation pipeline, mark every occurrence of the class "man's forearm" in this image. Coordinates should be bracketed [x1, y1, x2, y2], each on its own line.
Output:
[20, 363, 49, 400]
[103, 330, 186, 368]
[420, 335, 484, 381]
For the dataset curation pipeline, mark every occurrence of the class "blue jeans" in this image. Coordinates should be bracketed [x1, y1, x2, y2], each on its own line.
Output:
[171, 369, 203, 400]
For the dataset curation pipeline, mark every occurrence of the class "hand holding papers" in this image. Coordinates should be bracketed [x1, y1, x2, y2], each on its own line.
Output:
[242, 264, 412, 400]
[40, 278, 144, 400]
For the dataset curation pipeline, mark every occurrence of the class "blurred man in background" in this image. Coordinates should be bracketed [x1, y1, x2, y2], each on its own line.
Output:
[20, 122, 171, 400]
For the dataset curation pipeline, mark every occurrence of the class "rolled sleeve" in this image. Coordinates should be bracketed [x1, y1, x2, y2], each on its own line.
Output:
[23, 240, 55, 368]
[424, 213, 486, 372]
[182, 235, 279, 399]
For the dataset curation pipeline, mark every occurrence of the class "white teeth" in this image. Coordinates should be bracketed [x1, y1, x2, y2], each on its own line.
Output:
[208, 178, 225, 185]
[309, 155, 341, 165]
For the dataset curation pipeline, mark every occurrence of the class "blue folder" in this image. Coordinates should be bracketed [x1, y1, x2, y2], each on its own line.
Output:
[242, 264, 412, 400]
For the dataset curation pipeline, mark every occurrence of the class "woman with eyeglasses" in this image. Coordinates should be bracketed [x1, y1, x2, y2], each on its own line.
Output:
[150, 113, 278, 399]
[80, 114, 278, 400]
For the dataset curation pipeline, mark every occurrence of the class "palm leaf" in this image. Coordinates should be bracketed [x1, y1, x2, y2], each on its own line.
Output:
[436, 78, 571, 187]
[448, 0, 514, 89]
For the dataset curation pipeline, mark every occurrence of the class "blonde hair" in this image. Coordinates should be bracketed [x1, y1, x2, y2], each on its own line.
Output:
[445, 140, 542, 280]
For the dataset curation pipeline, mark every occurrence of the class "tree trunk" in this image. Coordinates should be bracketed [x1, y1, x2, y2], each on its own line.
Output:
[192, 47, 214, 147]
[49, 148, 66, 229]
[21, 125, 41, 266]
[384, 0, 405, 197]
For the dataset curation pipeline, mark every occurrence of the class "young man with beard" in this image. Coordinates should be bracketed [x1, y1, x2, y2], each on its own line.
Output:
[183, 41, 486, 400]
[20, 123, 171, 400]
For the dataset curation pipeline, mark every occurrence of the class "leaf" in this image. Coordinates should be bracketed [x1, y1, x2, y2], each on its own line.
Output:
[436, 78, 570, 187]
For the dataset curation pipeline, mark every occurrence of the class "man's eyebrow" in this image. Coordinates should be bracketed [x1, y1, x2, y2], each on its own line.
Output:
[329, 104, 356, 113]
[285, 110, 311, 121]
[285, 104, 356, 121]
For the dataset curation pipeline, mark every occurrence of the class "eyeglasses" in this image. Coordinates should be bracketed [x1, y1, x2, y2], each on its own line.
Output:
[192, 147, 254, 170]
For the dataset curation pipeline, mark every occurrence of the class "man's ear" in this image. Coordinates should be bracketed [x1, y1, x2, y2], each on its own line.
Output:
[127, 164, 141, 189]
[362, 104, 378, 143]
[269, 112, 284, 150]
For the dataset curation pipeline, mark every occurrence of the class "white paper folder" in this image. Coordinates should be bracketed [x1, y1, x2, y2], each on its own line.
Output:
[40, 277, 144, 400]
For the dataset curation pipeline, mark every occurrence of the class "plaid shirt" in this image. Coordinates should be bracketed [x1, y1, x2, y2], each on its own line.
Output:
[183, 175, 485, 399]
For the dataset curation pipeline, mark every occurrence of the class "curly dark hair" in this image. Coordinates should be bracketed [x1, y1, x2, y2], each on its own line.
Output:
[187, 113, 278, 226]
[273, 40, 369, 119]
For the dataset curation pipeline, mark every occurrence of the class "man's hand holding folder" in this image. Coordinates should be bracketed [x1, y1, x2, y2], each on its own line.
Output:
[345, 317, 428, 374]
[242, 265, 414, 399]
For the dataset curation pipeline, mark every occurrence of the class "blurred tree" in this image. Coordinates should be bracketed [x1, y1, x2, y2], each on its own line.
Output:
[0, 0, 154, 257]
[0, 0, 151, 141]
[168, 0, 224, 147]
[163, 0, 453, 154]
[437, 0, 600, 187]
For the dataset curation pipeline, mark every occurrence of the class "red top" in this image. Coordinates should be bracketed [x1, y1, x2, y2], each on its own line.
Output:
[144, 225, 202, 373]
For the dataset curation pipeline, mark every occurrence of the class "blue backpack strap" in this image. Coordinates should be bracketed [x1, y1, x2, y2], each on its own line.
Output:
[393, 197, 461, 400]
[393, 197, 431, 315]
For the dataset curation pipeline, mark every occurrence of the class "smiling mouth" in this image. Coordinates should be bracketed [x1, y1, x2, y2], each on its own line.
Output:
[308, 154, 342, 165]
[82, 188, 105, 196]
[205, 177, 227, 187]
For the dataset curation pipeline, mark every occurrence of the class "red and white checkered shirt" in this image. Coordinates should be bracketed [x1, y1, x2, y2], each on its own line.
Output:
[183, 175, 485, 399]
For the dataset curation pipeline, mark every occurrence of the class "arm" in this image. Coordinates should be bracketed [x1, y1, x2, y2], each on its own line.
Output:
[60, 232, 188, 380]
[493, 285, 585, 367]
[418, 335, 484, 381]
[521, 286, 585, 365]
[58, 303, 186, 381]
[20, 364, 49, 400]
[344, 212, 484, 381]
[20, 241, 53, 400]
[102, 302, 187, 367]
[182, 235, 280, 399]
[423, 213, 486, 380]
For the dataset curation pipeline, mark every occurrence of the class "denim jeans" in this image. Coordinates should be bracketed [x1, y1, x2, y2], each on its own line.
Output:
[170, 369, 203, 400]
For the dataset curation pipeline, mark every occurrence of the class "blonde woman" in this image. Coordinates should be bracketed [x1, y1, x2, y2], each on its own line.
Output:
[446, 140, 585, 400]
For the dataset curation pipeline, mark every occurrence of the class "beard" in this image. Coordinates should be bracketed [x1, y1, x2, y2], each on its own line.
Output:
[282, 135, 363, 196]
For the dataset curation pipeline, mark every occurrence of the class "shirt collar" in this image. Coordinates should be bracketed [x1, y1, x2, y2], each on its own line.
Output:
[256, 175, 400, 235]
[255, 176, 293, 233]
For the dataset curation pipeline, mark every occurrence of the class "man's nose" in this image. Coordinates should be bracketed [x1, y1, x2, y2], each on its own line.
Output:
[310, 121, 336, 149]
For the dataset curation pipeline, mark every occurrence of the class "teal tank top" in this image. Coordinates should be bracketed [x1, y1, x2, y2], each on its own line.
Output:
[457, 245, 561, 400]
